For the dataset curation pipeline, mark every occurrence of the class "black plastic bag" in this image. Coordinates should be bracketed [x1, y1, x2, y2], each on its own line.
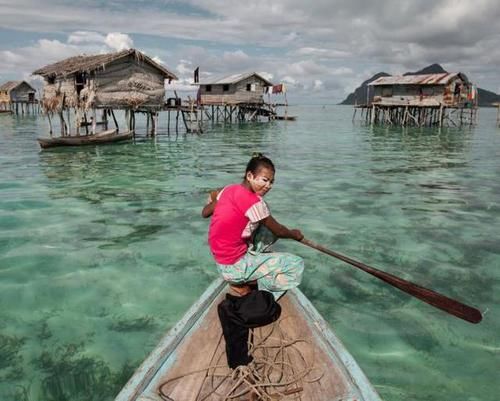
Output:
[217, 290, 281, 369]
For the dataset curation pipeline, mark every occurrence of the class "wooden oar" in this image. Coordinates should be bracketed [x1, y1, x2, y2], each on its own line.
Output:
[300, 238, 482, 324]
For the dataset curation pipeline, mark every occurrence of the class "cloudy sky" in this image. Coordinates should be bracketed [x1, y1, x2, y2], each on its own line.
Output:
[1, 0, 499, 102]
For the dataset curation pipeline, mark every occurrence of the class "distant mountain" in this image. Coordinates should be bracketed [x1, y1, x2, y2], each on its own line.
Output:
[340, 63, 500, 107]
[339, 72, 390, 105]
[403, 63, 447, 76]
[477, 87, 500, 106]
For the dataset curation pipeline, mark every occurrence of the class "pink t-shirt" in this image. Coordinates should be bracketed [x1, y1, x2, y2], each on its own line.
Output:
[208, 184, 270, 264]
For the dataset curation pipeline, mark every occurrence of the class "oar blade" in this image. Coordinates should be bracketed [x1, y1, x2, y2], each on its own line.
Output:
[301, 238, 483, 324]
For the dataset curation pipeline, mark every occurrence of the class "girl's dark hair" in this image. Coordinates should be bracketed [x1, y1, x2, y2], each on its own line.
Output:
[245, 153, 275, 175]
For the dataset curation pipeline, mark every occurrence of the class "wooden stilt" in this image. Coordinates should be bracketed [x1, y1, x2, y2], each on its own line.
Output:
[59, 111, 66, 136]
[66, 109, 72, 134]
[92, 109, 97, 135]
[47, 113, 53, 136]
[103, 109, 108, 130]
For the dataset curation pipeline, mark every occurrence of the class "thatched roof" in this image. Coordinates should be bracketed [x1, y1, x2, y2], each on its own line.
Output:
[33, 49, 178, 80]
[0, 80, 36, 93]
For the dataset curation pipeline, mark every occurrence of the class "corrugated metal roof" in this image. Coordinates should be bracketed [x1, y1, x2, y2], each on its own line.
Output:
[197, 72, 273, 86]
[368, 73, 467, 86]
[0, 80, 36, 92]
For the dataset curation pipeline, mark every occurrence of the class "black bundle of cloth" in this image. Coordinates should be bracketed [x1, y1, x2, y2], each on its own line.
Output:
[217, 289, 281, 369]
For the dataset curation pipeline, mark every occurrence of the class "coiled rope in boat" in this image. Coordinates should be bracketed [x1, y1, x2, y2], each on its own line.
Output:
[158, 318, 323, 400]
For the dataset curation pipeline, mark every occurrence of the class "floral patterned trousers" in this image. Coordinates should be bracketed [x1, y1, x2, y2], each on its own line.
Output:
[216, 226, 304, 300]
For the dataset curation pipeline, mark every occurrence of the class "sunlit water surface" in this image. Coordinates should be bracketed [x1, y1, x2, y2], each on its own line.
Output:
[1, 106, 499, 401]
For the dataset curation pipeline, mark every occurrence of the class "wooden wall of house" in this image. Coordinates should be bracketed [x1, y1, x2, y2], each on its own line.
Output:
[373, 85, 445, 105]
[93, 55, 166, 109]
[200, 76, 266, 105]
[10, 83, 36, 102]
[372, 77, 471, 106]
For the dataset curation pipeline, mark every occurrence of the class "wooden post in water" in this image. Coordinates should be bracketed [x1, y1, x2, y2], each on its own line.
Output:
[76, 109, 81, 136]
[66, 109, 72, 134]
[102, 109, 108, 130]
[110, 109, 119, 132]
[167, 109, 171, 134]
[58, 110, 67, 136]
[47, 113, 53, 136]
[92, 109, 97, 135]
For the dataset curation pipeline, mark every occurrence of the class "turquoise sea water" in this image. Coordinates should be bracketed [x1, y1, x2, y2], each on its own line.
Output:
[0, 106, 499, 401]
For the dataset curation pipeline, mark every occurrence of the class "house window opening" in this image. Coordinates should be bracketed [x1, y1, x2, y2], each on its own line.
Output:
[75, 72, 87, 96]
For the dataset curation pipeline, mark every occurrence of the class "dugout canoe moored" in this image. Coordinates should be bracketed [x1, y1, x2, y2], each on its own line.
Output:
[37, 129, 133, 149]
[115, 278, 382, 401]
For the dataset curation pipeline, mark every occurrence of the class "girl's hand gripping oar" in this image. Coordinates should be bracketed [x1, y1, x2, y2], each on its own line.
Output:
[300, 238, 482, 324]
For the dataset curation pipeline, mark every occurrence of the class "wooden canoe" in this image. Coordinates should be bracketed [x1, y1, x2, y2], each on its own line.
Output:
[37, 129, 133, 149]
[115, 279, 382, 401]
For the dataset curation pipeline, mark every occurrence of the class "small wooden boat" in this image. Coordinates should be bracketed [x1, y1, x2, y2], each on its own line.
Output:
[37, 129, 133, 149]
[115, 279, 382, 401]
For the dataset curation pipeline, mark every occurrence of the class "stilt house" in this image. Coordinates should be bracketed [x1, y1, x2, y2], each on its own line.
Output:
[0, 80, 37, 111]
[368, 73, 477, 107]
[33, 49, 177, 113]
[196, 72, 273, 105]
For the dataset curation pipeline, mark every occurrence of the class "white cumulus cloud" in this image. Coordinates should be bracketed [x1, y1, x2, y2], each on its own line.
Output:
[105, 32, 133, 51]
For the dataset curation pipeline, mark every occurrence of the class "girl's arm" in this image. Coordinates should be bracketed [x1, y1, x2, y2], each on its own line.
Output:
[261, 215, 303, 241]
[201, 190, 220, 218]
